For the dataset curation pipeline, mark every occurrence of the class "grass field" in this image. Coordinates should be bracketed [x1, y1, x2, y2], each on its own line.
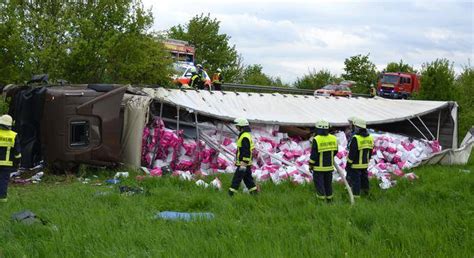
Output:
[0, 161, 473, 257]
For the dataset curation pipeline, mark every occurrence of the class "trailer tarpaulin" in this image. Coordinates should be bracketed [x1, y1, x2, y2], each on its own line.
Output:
[121, 94, 152, 166]
[143, 88, 458, 148]
[144, 88, 453, 126]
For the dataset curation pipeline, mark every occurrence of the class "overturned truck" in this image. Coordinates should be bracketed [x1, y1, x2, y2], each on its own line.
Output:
[2, 84, 465, 174]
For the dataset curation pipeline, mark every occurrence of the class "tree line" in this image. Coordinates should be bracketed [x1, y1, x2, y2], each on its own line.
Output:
[0, 2, 472, 136]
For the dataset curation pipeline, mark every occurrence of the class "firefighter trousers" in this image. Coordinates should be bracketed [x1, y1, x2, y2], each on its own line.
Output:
[346, 166, 369, 197]
[313, 171, 333, 199]
[229, 166, 257, 195]
[0, 168, 11, 198]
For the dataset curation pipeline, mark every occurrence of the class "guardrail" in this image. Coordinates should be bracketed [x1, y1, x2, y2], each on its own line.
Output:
[221, 83, 371, 98]
[221, 83, 314, 95]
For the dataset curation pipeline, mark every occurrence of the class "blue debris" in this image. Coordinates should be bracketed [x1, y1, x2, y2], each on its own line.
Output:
[155, 211, 214, 221]
[105, 179, 120, 184]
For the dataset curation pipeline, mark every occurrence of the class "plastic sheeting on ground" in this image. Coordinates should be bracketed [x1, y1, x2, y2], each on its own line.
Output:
[141, 118, 442, 189]
[420, 127, 474, 166]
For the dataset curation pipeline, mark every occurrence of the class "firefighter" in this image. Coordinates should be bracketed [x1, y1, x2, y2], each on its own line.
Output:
[346, 118, 374, 197]
[345, 116, 356, 148]
[309, 120, 338, 202]
[228, 118, 258, 196]
[0, 115, 21, 203]
[369, 84, 376, 97]
[211, 68, 223, 91]
[196, 64, 206, 90]
[189, 67, 201, 89]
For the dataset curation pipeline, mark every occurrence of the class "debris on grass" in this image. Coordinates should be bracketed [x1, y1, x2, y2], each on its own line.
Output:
[105, 179, 120, 184]
[154, 211, 214, 221]
[11, 210, 48, 225]
[114, 172, 129, 178]
[119, 185, 144, 196]
[195, 179, 209, 188]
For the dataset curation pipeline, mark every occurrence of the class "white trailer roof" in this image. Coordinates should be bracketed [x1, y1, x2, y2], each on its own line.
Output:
[144, 88, 453, 127]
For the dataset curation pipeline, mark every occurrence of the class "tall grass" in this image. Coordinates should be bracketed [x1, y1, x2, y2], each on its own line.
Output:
[0, 163, 473, 257]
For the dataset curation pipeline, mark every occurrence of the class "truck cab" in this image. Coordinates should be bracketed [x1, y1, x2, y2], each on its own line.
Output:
[377, 72, 420, 99]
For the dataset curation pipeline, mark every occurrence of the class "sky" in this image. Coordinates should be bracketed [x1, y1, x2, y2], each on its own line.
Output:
[142, 0, 473, 83]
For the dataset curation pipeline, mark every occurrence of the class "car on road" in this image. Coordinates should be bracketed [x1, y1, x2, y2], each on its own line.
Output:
[314, 84, 352, 97]
[171, 63, 211, 88]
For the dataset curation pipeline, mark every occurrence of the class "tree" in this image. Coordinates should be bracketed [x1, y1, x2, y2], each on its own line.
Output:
[417, 58, 456, 101]
[455, 63, 474, 136]
[294, 69, 339, 89]
[342, 54, 378, 93]
[65, 1, 172, 84]
[0, 2, 33, 85]
[0, 1, 172, 85]
[168, 13, 241, 82]
[237, 64, 286, 86]
[385, 60, 415, 73]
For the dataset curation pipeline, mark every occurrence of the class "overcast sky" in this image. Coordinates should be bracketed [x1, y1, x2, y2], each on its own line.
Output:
[143, 0, 473, 83]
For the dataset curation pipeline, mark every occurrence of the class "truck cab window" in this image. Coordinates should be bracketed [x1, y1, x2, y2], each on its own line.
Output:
[70, 121, 90, 147]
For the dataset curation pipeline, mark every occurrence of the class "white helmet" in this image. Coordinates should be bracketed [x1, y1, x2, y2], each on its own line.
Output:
[315, 120, 329, 129]
[196, 64, 203, 69]
[217, 68, 222, 72]
[353, 118, 367, 129]
[234, 118, 249, 127]
[347, 116, 356, 124]
[0, 115, 13, 127]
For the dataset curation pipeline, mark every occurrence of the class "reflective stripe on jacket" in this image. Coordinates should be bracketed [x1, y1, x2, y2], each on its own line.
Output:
[0, 129, 19, 167]
[212, 73, 221, 84]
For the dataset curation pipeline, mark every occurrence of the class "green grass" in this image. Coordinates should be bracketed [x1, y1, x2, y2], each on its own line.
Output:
[1, 163, 473, 257]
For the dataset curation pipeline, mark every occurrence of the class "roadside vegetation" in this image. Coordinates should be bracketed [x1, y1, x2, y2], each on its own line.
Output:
[0, 162, 472, 257]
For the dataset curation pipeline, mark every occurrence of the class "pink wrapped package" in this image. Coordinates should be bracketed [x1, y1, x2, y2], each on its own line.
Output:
[286, 166, 299, 177]
[393, 169, 404, 177]
[270, 171, 282, 184]
[392, 155, 401, 163]
[387, 147, 397, 154]
[430, 140, 441, 153]
[150, 167, 162, 177]
[402, 142, 415, 151]
[291, 174, 305, 185]
[217, 157, 229, 169]
[259, 136, 278, 148]
[397, 161, 406, 169]
[223, 138, 233, 146]
[210, 177, 222, 190]
[404, 172, 418, 181]
[377, 163, 388, 170]
[182, 140, 197, 156]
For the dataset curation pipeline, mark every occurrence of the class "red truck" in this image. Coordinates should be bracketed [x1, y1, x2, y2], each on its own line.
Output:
[377, 72, 420, 99]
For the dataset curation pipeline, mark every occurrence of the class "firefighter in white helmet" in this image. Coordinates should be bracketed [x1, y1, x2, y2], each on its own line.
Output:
[308, 120, 338, 202]
[228, 118, 258, 196]
[211, 68, 223, 91]
[346, 118, 374, 197]
[0, 115, 21, 203]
